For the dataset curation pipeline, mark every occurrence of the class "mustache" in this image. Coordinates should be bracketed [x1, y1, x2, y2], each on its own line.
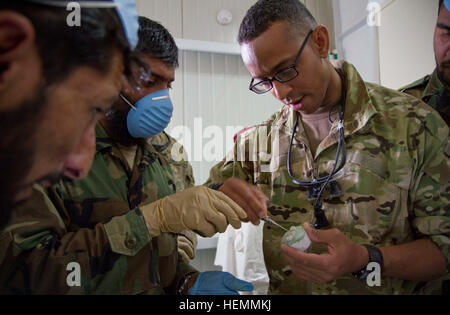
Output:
[20, 172, 63, 189]
[437, 63, 450, 86]
[38, 172, 63, 186]
[103, 106, 143, 147]
[7, 171, 61, 214]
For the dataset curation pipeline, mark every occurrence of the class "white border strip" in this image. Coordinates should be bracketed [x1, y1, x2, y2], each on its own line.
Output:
[26, 1, 120, 8]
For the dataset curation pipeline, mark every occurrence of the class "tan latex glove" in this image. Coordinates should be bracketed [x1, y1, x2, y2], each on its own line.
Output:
[142, 186, 247, 237]
[177, 231, 198, 263]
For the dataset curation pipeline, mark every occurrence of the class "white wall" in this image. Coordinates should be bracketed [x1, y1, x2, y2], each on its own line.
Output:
[136, 0, 335, 45]
[333, 0, 382, 84]
[181, 0, 257, 43]
[334, 0, 438, 89]
[171, 51, 280, 185]
[135, 0, 256, 43]
[135, 0, 183, 37]
[302, 0, 336, 50]
[378, 0, 437, 89]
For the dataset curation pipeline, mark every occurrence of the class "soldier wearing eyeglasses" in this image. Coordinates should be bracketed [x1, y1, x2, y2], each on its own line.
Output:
[206, 0, 449, 295]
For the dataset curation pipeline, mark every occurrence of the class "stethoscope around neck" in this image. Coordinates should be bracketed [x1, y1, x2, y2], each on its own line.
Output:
[287, 103, 347, 230]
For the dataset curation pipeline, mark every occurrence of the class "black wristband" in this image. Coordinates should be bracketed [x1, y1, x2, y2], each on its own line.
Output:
[209, 183, 223, 190]
[352, 244, 384, 281]
[177, 272, 198, 295]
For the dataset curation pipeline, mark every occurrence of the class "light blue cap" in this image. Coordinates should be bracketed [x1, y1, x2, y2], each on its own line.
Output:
[23, 0, 139, 49]
[112, 0, 139, 49]
[445, 0, 450, 11]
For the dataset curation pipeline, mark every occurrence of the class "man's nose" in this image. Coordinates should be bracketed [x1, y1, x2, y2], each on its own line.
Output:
[271, 80, 292, 103]
[62, 126, 96, 180]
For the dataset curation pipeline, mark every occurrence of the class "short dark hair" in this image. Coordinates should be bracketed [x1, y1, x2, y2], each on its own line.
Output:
[136, 16, 179, 68]
[0, 3, 133, 84]
[238, 0, 318, 44]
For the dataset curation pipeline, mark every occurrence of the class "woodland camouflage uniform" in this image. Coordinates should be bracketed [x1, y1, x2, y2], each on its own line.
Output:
[0, 125, 197, 294]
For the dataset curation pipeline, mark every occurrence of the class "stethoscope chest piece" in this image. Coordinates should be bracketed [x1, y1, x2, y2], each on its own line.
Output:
[288, 107, 346, 230]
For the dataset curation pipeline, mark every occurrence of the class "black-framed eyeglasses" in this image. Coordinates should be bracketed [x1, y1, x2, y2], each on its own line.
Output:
[249, 29, 313, 94]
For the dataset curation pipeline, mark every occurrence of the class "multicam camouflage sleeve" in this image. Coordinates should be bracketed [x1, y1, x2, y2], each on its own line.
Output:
[407, 105, 450, 270]
[204, 63, 450, 294]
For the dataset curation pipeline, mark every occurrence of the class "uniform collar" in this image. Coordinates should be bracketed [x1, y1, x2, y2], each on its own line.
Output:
[95, 123, 114, 152]
[338, 61, 378, 136]
[276, 61, 378, 138]
[94, 122, 166, 166]
[423, 68, 447, 100]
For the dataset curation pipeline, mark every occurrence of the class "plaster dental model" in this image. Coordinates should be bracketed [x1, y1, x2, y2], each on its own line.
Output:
[281, 225, 311, 251]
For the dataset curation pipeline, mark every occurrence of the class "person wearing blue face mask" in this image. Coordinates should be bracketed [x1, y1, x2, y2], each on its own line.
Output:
[45, 16, 258, 295]
[121, 88, 174, 138]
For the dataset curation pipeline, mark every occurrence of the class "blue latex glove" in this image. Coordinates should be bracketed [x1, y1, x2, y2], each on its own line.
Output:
[188, 271, 254, 295]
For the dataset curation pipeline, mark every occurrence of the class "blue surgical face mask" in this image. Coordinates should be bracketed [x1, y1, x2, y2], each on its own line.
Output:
[120, 89, 173, 139]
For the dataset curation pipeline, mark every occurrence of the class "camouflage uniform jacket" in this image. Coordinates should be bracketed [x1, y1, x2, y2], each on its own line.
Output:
[0, 125, 197, 294]
[206, 61, 450, 295]
[400, 69, 450, 126]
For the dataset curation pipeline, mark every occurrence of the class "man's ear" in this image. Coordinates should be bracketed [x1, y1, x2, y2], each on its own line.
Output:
[311, 25, 330, 59]
[0, 11, 36, 90]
